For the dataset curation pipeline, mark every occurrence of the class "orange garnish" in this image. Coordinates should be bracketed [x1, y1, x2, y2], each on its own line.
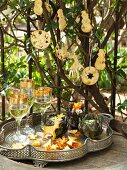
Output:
[73, 102, 82, 110]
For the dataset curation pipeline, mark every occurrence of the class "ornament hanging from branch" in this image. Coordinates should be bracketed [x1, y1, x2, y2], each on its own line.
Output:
[55, 43, 68, 60]
[81, 66, 99, 85]
[81, 10, 92, 33]
[31, 30, 51, 50]
[95, 49, 106, 70]
[68, 55, 83, 77]
[34, 0, 43, 15]
[57, 9, 67, 31]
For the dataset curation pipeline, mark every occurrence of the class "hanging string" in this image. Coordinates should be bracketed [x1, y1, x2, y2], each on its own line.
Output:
[89, 43, 92, 68]
[83, 0, 87, 9]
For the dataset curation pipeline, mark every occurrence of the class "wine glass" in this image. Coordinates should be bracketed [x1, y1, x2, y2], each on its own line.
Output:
[6, 92, 28, 145]
[20, 78, 35, 135]
[34, 87, 52, 130]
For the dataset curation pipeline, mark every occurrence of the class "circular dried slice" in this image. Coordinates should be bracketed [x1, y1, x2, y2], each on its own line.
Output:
[31, 30, 51, 49]
[81, 66, 99, 85]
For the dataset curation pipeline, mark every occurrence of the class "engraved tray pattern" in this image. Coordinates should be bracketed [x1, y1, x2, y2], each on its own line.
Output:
[0, 113, 113, 163]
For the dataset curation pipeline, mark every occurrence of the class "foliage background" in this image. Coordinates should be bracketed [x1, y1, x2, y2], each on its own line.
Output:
[1, 0, 127, 117]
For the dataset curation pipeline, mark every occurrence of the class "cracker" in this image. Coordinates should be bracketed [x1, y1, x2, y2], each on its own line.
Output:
[32, 140, 41, 147]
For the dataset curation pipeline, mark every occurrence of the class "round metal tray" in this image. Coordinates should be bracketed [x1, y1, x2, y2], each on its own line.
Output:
[0, 113, 113, 167]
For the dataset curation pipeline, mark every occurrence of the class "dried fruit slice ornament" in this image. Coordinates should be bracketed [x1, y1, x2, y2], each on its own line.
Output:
[81, 66, 99, 85]
[31, 30, 51, 50]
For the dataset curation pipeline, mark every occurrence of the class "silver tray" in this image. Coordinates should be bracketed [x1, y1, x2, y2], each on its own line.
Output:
[0, 113, 113, 167]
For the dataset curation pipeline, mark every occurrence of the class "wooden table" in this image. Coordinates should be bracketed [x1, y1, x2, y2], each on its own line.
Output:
[0, 132, 127, 170]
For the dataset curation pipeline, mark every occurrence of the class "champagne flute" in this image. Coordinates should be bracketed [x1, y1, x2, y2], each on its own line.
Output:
[20, 78, 35, 135]
[34, 87, 52, 130]
[6, 92, 28, 145]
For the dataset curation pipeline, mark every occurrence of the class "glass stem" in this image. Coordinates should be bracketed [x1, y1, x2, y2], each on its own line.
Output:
[25, 108, 30, 127]
[41, 109, 46, 126]
[16, 118, 22, 135]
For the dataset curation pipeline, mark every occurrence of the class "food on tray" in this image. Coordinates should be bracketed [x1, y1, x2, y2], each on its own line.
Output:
[42, 136, 82, 150]
[68, 129, 81, 138]
[28, 134, 38, 140]
[67, 136, 76, 146]
[43, 125, 57, 140]
[43, 139, 52, 150]
[68, 129, 78, 134]
[74, 131, 81, 138]
[32, 140, 41, 147]
[10, 112, 82, 151]
[43, 113, 67, 140]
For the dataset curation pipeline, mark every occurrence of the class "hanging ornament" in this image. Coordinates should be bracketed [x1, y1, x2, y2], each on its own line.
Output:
[34, 0, 43, 16]
[95, 49, 106, 71]
[55, 43, 68, 60]
[98, 49, 105, 58]
[69, 58, 83, 77]
[57, 9, 67, 31]
[31, 30, 51, 49]
[68, 55, 83, 78]
[81, 10, 92, 33]
[81, 45, 99, 85]
[81, 66, 99, 85]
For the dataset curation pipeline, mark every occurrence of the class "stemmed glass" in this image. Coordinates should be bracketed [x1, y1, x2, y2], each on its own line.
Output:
[20, 79, 35, 135]
[6, 92, 28, 145]
[34, 87, 52, 130]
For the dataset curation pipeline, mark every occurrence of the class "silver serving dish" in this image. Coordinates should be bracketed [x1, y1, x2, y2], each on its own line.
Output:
[0, 113, 113, 167]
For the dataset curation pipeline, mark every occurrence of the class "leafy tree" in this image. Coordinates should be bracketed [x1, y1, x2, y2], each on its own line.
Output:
[1, 0, 127, 115]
